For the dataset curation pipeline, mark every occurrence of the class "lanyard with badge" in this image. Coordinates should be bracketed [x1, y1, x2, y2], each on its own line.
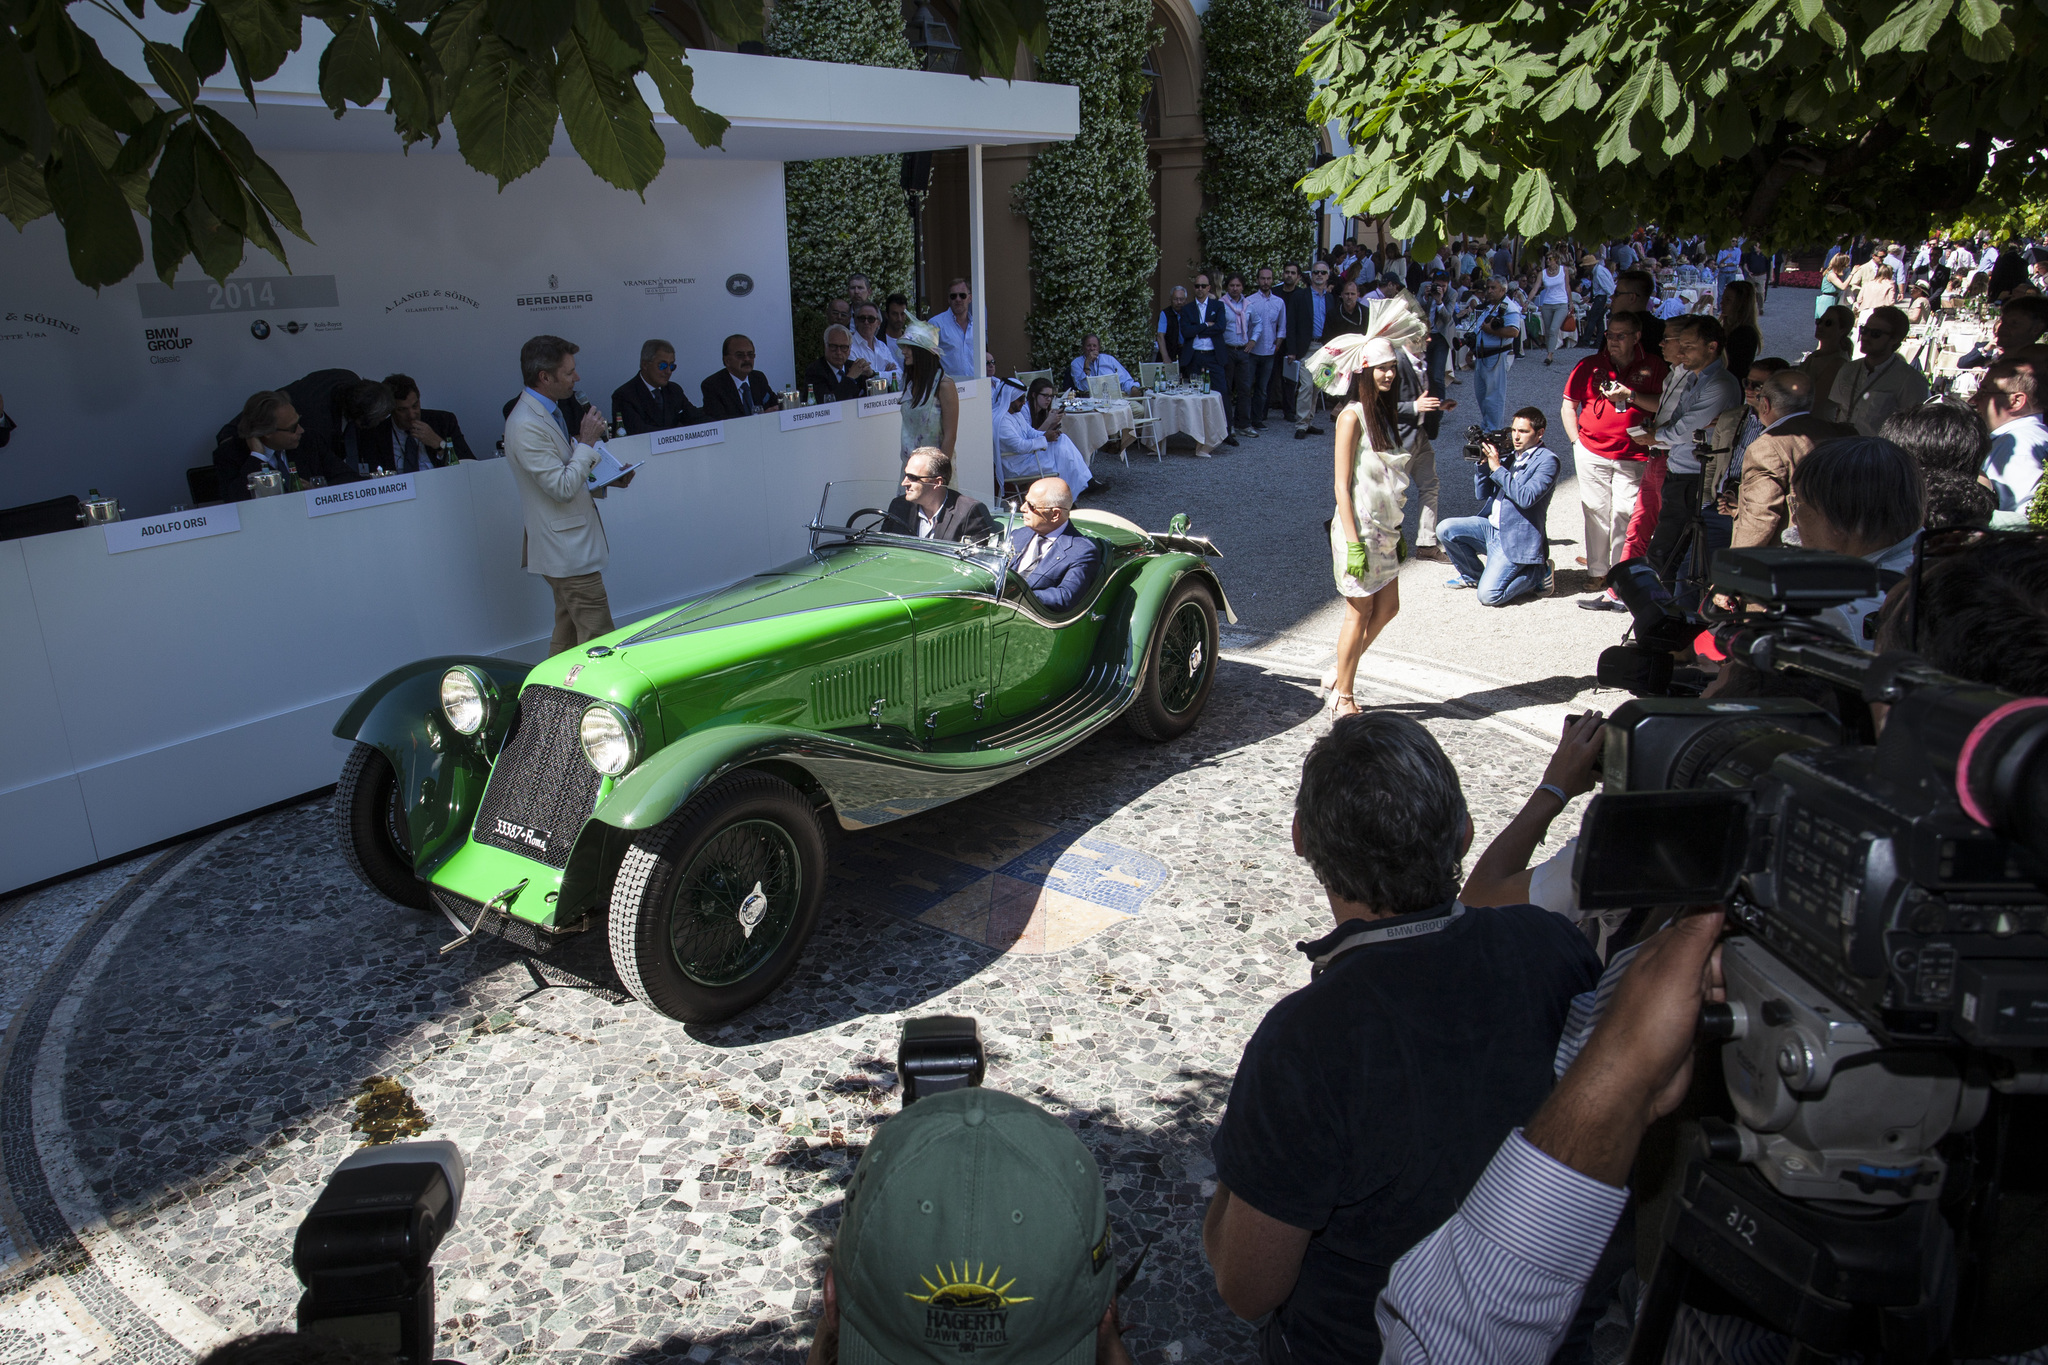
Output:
[1300, 904, 1466, 979]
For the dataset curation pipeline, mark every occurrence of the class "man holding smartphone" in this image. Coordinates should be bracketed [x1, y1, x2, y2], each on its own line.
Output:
[1560, 311, 1667, 606]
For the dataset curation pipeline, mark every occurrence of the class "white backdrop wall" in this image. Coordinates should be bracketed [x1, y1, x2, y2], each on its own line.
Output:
[0, 150, 794, 518]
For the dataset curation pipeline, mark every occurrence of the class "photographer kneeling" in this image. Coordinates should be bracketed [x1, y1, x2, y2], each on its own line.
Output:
[1438, 407, 1559, 606]
[1203, 713, 1600, 1365]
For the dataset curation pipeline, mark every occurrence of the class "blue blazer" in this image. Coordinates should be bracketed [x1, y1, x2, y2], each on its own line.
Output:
[1474, 445, 1559, 565]
[1008, 524, 1102, 611]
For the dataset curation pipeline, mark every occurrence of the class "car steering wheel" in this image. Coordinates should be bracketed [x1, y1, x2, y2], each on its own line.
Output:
[845, 508, 889, 531]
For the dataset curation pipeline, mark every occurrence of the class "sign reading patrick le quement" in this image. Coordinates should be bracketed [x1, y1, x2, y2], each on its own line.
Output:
[306, 475, 418, 518]
[103, 504, 242, 554]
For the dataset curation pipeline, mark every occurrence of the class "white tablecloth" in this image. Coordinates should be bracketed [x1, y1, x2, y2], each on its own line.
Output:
[1053, 400, 1136, 456]
[1143, 391, 1231, 453]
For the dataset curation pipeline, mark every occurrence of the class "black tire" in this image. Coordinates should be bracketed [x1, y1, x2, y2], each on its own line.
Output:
[608, 771, 828, 1024]
[1126, 577, 1220, 741]
[335, 742, 433, 910]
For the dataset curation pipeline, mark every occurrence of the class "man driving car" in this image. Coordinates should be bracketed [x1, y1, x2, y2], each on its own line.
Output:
[1007, 477, 1102, 611]
[882, 448, 996, 543]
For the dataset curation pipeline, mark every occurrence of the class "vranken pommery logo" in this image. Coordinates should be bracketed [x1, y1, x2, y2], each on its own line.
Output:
[907, 1262, 1032, 1349]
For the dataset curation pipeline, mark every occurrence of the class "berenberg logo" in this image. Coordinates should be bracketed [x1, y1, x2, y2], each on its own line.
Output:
[907, 1263, 1030, 1350]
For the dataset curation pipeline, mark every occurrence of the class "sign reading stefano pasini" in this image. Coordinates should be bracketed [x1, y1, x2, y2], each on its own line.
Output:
[515, 275, 591, 312]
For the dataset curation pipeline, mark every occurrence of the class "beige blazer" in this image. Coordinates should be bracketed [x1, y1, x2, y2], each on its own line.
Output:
[505, 390, 608, 578]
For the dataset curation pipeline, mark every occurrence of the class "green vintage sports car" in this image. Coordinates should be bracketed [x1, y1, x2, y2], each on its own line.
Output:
[332, 479, 1231, 1023]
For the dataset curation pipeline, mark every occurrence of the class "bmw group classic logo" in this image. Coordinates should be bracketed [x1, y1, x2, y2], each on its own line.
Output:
[249, 319, 270, 339]
[726, 273, 754, 297]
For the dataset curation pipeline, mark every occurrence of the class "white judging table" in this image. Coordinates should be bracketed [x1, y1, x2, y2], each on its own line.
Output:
[1142, 390, 1231, 456]
[1053, 400, 1136, 458]
[0, 399, 992, 893]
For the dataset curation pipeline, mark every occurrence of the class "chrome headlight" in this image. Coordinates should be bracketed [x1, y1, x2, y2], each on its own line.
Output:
[440, 667, 492, 735]
[579, 703, 638, 776]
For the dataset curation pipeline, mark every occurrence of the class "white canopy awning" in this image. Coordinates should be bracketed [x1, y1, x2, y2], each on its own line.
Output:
[73, 11, 1079, 159]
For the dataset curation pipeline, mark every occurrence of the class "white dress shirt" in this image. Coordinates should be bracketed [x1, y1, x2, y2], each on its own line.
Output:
[1246, 290, 1286, 357]
[851, 331, 901, 381]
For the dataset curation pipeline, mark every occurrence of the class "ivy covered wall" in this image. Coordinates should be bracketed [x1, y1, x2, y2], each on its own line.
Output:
[1014, 0, 1159, 371]
[765, 0, 917, 374]
[1196, 0, 1316, 283]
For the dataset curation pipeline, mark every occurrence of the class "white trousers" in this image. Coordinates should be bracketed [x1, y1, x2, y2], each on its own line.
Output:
[1578, 448, 1645, 577]
[1002, 433, 1092, 494]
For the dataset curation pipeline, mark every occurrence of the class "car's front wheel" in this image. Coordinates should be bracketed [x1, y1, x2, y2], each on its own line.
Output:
[335, 742, 433, 910]
[607, 771, 828, 1024]
[1126, 577, 1219, 741]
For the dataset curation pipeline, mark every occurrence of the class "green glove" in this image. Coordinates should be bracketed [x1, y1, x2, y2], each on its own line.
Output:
[1345, 541, 1368, 580]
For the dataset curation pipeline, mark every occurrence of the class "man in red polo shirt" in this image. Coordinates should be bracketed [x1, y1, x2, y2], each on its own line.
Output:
[1560, 310, 1667, 610]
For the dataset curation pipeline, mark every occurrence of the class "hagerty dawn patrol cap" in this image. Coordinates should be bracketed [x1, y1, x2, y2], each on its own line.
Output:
[835, 1087, 1114, 1365]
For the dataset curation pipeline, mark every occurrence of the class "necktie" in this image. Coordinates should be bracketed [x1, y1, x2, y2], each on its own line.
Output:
[740, 375, 755, 416]
[1021, 535, 1048, 573]
[402, 433, 420, 470]
[555, 406, 573, 446]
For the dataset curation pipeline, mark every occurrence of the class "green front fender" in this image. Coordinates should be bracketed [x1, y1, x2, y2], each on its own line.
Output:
[592, 724, 820, 833]
[332, 654, 532, 875]
[1117, 558, 1229, 682]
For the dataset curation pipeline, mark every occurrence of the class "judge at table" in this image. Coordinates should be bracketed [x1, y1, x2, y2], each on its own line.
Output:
[611, 339, 701, 434]
[1068, 334, 1140, 394]
[699, 334, 782, 419]
[998, 378, 1095, 496]
[801, 325, 872, 404]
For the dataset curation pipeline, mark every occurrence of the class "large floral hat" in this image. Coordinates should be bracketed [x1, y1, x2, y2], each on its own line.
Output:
[896, 318, 943, 355]
[1306, 290, 1427, 395]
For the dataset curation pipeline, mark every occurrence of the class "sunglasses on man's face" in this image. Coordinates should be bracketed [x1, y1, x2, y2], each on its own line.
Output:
[655, 360, 675, 372]
[950, 291, 969, 300]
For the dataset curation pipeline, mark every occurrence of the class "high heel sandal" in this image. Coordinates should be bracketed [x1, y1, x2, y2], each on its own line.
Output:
[1318, 669, 1338, 692]
[1331, 692, 1360, 718]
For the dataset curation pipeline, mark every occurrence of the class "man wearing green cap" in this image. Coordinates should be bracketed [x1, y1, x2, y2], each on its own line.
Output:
[804, 1087, 1132, 1364]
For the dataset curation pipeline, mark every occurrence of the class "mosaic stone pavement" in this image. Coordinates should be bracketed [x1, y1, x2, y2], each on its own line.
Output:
[0, 656, 1573, 1365]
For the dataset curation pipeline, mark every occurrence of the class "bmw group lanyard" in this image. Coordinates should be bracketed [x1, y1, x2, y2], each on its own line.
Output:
[1301, 904, 1466, 979]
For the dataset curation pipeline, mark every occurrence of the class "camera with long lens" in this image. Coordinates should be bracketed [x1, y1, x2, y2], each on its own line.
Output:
[294, 1140, 465, 1364]
[1461, 423, 1511, 463]
[1571, 547, 2048, 1356]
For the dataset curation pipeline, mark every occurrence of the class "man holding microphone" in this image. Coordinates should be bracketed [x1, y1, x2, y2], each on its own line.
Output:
[506, 334, 635, 657]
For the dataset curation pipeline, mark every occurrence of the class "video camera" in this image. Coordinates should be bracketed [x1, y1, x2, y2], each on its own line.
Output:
[1572, 547, 2048, 1356]
[1461, 423, 1511, 464]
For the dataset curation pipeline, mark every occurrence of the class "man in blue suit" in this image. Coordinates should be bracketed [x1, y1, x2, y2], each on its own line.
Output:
[1434, 407, 1559, 607]
[1007, 477, 1103, 611]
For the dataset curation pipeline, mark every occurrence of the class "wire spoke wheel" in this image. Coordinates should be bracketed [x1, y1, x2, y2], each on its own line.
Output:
[1126, 577, 1219, 742]
[1159, 600, 1210, 714]
[609, 771, 828, 1024]
[667, 820, 803, 986]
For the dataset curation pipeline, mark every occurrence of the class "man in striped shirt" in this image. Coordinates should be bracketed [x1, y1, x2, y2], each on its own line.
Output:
[1376, 910, 1727, 1363]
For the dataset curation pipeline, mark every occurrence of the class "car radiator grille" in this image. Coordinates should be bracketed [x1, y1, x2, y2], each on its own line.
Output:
[472, 685, 604, 870]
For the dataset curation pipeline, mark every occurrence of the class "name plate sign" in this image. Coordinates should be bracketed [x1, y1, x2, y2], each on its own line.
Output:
[780, 403, 844, 432]
[103, 503, 241, 554]
[649, 421, 725, 452]
[306, 474, 417, 518]
[953, 379, 981, 401]
[856, 393, 903, 420]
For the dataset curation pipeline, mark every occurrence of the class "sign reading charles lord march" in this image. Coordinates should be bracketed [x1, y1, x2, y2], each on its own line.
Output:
[306, 475, 418, 518]
[103, 504, 242, 554]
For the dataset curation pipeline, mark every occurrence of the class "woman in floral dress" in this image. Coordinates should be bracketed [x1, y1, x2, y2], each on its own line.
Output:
[1310, 330, 1411, 718]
